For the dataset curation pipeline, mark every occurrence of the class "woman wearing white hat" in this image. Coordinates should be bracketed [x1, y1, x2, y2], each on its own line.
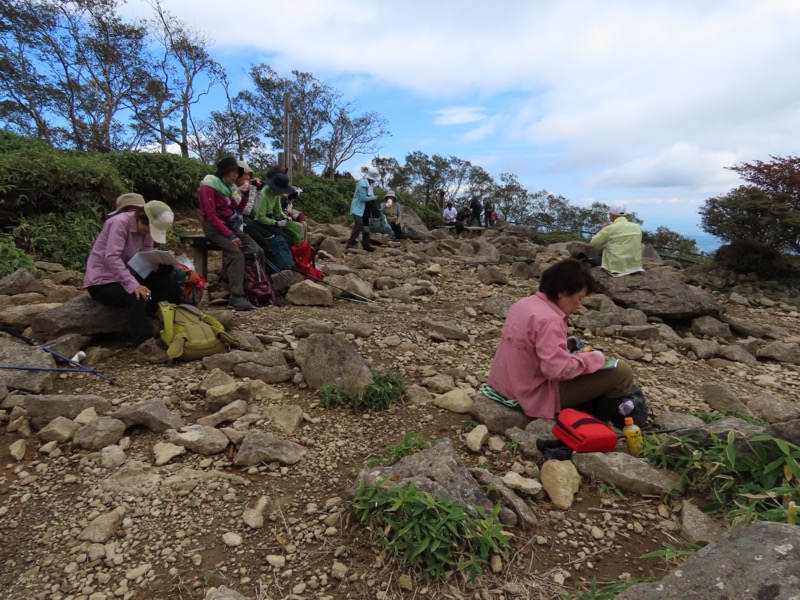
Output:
[84, 199, 176, 364]
[346, 167, 380, 252]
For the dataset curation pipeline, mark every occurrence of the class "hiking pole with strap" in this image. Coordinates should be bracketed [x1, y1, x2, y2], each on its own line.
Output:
[295, 270, 379, 305]
[0, 323, 117, 385]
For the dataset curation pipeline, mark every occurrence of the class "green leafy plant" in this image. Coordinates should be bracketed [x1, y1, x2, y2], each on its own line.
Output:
[689, 410, 769, 427]
[12, 201, 103, 269]
[349, 480, 510, 582]
[202, 571, 225, 586]
[559, 578, 651, 600]
[640, 541, 701, 562]
[641, 431, 800, 525]
[598, 482, 625, 498]
[503, 439, 522, 455]
[0, 233, 33, 276]
[319, 371, 406, 412]
[367, 432, 432, 467]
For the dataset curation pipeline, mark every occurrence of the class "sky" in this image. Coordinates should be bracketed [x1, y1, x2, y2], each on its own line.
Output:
[120, 0, 800, 251]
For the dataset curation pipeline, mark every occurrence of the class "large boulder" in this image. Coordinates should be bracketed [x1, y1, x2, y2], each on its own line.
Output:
[30, 294, 127, 339]
[590, 268, 723, 320]
[0, 269, 46, 295]
[294, 333, 372, 394]
[616, 522, 800, 600]
[0, 335, 57, 393]
[21, 394, 113, 429]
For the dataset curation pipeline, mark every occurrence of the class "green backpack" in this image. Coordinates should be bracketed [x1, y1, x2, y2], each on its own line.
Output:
[157, 302, 237, 362]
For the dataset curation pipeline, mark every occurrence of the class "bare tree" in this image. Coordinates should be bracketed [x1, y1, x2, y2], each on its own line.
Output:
[321, 103, 389, 179]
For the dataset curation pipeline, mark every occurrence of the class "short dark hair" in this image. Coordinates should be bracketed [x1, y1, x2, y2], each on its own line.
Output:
[539, 258, 594, 303]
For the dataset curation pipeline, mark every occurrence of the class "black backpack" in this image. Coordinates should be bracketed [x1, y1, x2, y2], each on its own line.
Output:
[583, 385, 649, 429]
[260, 234, 296, 274]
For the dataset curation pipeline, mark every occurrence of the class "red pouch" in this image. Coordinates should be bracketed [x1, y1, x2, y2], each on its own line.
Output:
[552, 408, 618, 453]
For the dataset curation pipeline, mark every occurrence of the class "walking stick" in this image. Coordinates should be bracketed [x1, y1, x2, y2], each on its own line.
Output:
[0, 323, 117, 385]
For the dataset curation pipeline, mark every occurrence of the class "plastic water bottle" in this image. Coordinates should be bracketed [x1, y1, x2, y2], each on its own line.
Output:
[618, 399, 635, 416]
[622, 417, 643, 456]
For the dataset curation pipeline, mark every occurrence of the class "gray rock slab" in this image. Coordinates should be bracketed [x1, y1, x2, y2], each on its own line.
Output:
[112, 399, 183, 432]
[72, 417, 126, 451]
[747, 394, 800, 424]
[758, 341, 800, 365]
[616, 522, 800, 600]
[165, 425, 230, 455]
[700, 383, 753, 416]
[470, 393, 531, 434]
[680, 500, 727, 545]
[293, 319, 335, 338]
[294, 333, 372, 393]
[30, 293, 127, 339]
[286, 280, 334, 306]
[21, 394, 112, 429]
[0, 269, 46, 295]
[691, 315, 733, 339]
[573, 452, 686, 496]
[591, 268, 723, 320]
[766, 419, 800, 446]
[0, 335, 58, 394]
[233, 432, 307, 466]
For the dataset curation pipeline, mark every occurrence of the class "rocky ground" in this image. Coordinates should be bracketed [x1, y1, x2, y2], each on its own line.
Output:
[1, 221, 800, 600]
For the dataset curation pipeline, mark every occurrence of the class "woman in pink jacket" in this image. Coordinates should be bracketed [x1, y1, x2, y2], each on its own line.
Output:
[487, 259, 634, 419]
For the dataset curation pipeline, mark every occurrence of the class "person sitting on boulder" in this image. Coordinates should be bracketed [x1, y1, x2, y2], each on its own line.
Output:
[198, 156, 264, 311]
[589, 205, 644, 276]
[84, 200, 176, 364]
[443, 202, 457, 224]
[382, 190, 403, 239]
[485, 258, 636, 419]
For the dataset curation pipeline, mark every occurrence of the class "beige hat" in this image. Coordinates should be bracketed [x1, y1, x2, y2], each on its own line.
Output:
[237, 160, 254, 175]
[109, 193, 145, 216]
[143, 201, 174, 244]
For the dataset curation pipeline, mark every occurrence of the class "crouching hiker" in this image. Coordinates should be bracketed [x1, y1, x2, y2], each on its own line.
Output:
[199, 156, 264, 311]
[84, 198, 176, 364]
[484, 258, 638, 420]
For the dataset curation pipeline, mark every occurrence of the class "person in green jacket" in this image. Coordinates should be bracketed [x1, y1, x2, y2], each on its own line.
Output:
[589, 205, 644, 276]
[248, 172, 295, 244]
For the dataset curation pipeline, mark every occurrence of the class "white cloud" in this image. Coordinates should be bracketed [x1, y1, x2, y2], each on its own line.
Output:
[431, 106, 486, 126]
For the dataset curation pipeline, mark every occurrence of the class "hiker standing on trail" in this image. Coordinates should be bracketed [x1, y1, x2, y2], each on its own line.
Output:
[468, 197, 483, 227]
[484, 259, 636, 419]
[198, 156, 263, 311]
[483, 198, 494, 227]
[382, 190, 403, 239]
[84, 198, 176, 364]
[589, 205, 643, 276]
[346, 167, 380, 252]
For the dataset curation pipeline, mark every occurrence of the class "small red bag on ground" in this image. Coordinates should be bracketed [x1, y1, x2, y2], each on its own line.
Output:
[552, 408, 618, 453]
[290, 242, 325, 281]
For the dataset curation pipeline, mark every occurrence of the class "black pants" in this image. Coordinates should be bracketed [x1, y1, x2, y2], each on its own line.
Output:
[468, 211, 482, 227]
[244, 216, 292, 245]
[388, 222, 403, 239]
[87, 267, 180, 346]
[347, 207, 372, 247]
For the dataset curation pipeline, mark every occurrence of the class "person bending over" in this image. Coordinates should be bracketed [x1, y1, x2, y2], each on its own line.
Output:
[84, 200, 176, 364]
[486, 258, 635, 419]
[589, 205, 643, 276]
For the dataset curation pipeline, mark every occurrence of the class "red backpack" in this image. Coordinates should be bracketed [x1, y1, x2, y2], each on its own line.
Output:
[222, 252, 279, 306]
[290, 242, 325, 281]
[174, 265, 205, 306]
[552, 408, 618, 453]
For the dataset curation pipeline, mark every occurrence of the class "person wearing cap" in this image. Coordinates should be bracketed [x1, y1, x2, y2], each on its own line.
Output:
[381, 190, 403, 240]
[237, 161, 264, 218]
[589, 205, 644, 276]
[198, 156, 264, 311]
[84, 200, 176, 364]
[346, 167, 380, 252]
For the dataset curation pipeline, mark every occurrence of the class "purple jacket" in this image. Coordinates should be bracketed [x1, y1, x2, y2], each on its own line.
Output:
[487, 291, 604, 418]
[83, 212, 152, 293]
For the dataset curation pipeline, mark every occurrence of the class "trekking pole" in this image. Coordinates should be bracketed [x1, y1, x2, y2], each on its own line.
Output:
[0, 323, 117, 385]
[297, 270, 379, 305]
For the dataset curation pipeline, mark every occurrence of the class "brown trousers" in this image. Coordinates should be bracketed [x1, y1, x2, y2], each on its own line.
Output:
[558, 360, 634, 409]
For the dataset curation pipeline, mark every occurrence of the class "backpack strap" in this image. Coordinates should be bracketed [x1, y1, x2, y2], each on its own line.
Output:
[158, 302, 184, 364]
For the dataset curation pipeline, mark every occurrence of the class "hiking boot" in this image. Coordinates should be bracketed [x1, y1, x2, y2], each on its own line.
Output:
[229, 295, 255, 311]
[135, 338, 168, 364]
[362, 245, 376, 252]
[345, 241, 356, 249]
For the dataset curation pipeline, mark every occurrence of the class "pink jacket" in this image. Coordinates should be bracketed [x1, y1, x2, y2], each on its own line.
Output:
[198, 183, 247, 239]
[487, 291, 605, 418]
[83, 212, 152, 293]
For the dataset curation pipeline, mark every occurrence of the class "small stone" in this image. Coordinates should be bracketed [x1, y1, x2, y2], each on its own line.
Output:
[222, 532, 242, 547]
[10, 439, 26, 461]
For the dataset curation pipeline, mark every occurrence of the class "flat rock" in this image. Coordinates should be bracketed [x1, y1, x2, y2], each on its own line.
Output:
[419, 318, 469, 341]
[152, 442, 187, 466]
[616, 522, 800, 600]
[30, 293, 127, 338]
[433, 388, 474, 413]
[0, 269, 46, 295]
[747, 394, 800, 424]
[680, 500, 727, 545]
[293, 319, 335, 337]
[165, 424, 230, 455]
[470, 393, 531, 434]
[21, 394, 112, 430]
[72, 417, 126, 451]
[294, 333, 372, 394]
[286, 280, 334, 306]
[0, 336, 57, 394]
[233, 432, 307, 466]
[573, 452, 686, 496]
[700, 382, 753, 415]
[78, 506, 126, 543]
[112, 398, 183, 432]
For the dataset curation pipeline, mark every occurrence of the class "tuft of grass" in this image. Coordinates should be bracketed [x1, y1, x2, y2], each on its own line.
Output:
[559, 578, 652, 600]
[367, 431, 432, 467]
[319, 371, 406, 412]
[349, 480, 510, 582]
[689, 409, 769, 427]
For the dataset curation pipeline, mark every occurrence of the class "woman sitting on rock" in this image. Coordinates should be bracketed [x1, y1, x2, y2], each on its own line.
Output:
[485, 258, 635, 419]
[83, 199, 176, 364]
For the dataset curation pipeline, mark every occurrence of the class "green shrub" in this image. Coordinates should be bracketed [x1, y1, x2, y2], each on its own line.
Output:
[12, 201, 103, 270]
[0, 131, 125, 223]
[292, 173, 354, 224]
[0, 233, 33, 276]
[349, 480, 510, 581]
[319, 371, 406, 412]
[641, 431, 800, 526]
[559, 578, 651, 600]
[107, 151, 209, 210]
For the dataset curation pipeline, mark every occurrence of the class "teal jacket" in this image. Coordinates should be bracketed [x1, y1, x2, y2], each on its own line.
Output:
[349, 178, 375, 217]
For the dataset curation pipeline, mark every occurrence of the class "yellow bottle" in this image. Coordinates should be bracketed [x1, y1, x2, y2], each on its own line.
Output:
[622, 417, 643, 456]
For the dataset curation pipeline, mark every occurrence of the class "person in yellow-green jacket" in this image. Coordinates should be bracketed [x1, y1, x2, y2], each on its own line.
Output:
[246, 172, 295, 244]
[589, 205, 644, 276]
